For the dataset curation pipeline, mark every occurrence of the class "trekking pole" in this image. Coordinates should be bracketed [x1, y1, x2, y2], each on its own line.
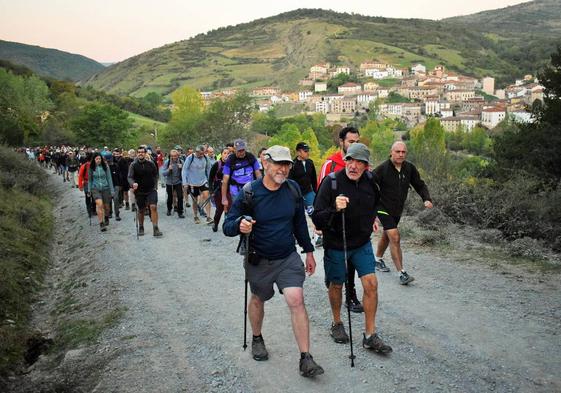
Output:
[135, 206, 139, 240]
[242, 215, 252, 351]
[340, 196, 356, 367]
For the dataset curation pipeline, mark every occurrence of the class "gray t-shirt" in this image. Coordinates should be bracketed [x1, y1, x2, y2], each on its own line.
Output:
[181, 154, 210, 186]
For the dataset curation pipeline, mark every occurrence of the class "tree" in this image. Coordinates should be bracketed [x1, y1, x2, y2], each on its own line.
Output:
[162, 86, 204, 147]
[409, 117, 447, 176]
[72, 102, 134, 146]
[268, 123, 302, 155]
[301, 127, 321, 164]
[361, 119, 395, 164]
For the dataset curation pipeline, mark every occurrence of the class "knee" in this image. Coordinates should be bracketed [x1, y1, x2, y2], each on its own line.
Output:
[285, 293, 305, 309]
[387, 230, 400, 244]
[362, 278, 378, 297]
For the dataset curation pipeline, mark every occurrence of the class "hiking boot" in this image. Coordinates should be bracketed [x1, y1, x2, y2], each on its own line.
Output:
[100, 222, 107, 232]
[251, 336, 268, 361]
[125, 203, 130, 210]
[104, 216, 109, 225]
[399, 272, 415, 285]
[345, 293, 364, 314]
[299, 353, 324, 378]
[330, 322, 349, 344]
[194, 216, 201, 224]
[178, 213, 185, 219]
[212, 223, 218, 232]
[167, 210, 172, 216]
[206, 217, 214, 225]
[376, 258, 391, 272]
[153, 227, 163, 237]
[138, 226, 144, 236]
[185, 201, 191, 208]
[362, 333, 392, 354]
[115, 214, 121, 221]
[131, 204, 137, 212]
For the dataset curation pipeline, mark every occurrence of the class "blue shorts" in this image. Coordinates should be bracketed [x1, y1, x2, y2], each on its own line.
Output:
[324, 241, 376, 284]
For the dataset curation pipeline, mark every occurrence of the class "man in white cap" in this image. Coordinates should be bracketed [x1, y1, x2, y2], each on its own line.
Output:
[223, 145, 324, 378]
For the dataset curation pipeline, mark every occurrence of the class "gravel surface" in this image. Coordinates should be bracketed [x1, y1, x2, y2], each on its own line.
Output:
[9, 175, 561, 392]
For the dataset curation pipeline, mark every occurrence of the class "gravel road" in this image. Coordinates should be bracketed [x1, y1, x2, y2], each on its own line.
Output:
[10, 176, 561, 393]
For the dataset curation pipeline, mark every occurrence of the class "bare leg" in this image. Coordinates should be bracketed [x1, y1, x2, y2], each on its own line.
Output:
[149, 204, 159, 226]
[376, 230, 390, 259]
[95, 199, 104, 224]
[386, 229, 403, 271]
[328, 283, 343, 324]
[248, 294, 264, 336]
[360, 274, 379, 335]
[283, 287, 310, 353]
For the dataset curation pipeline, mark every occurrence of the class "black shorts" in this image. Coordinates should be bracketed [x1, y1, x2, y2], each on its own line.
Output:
[135, 189, 158, 210]
[189, 184, 209, 198]
[376, 211, 401, 230]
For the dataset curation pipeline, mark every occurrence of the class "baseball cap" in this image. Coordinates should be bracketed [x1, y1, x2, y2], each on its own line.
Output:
[233, 139, 247, 151]
[264, 145, 293, 163]
[295, 142, 310, 151]
[344, 143, 370, 164]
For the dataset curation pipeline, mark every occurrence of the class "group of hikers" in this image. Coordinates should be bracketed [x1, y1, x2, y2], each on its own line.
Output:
[23, 126, 433, 377]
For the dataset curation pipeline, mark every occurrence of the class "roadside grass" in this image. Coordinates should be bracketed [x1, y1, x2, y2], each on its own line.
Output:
[0, 147, 53, 374]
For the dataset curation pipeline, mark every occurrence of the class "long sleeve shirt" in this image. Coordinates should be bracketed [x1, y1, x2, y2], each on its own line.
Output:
[181, 154, 210, 186]
[88, 165, 114, 194]
[223, 179, 314, 259]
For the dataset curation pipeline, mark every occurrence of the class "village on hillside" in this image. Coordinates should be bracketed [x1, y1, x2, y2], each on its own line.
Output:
[199, 60, 543, 131]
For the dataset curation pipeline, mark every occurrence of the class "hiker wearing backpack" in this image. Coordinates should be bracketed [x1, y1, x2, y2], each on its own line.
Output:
[78, 152, 95, 217]
[373, 141, 433, 285]
[223, 145, 324, 378]
[162, 149, 185, 219]
[88, 152, 114, 232]
[106, 151, 124, 222]
[221, 139, 262, 213]
[182, 145, 212, 224]
[317, 126, 364, 314]
[208, 147, 230, 232]
[312, 143, 392, 354]
[128, 146, 163, 237]
[66, 151, 80, 188]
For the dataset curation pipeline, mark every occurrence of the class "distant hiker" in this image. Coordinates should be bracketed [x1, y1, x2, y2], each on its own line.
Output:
[289, 142, 317, 215]
[223, 145, 324, 378]
[312, 143, 392, 354]
[257, 147, 267, 176]
[128, 146, 163, 237]
[221, 139, 262, 213]
[182, 145, 212, 224]
[88, 152, 114, 232]
[106, 151, 124, 222]
[208, 147, 229, 232]
[66, 151, 79, 188]
[126, 149, 137, 212]
[156, 148, 165, 188]
[162, 149, 185, 219]
[373, 141, 433, 284]
[317, 126, 363, 313]
[206, 146, 216, 166]
[78, 152, 95, 217]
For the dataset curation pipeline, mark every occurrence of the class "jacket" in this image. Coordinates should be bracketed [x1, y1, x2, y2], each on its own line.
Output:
[312, 169, 380, 251]
[372, 159, 431, 217]
[317, 150, 346, 186]
[289, 158, 317, 194]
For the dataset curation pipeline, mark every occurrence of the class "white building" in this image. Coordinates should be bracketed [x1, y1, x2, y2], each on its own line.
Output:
[509, 111, 533, 124]
[315, 101, 330, 114]
[365, 69, 389, 79]
[481, 107, 506, 129]
[314, 82, 327, 93]
[338, 82, 362, 95]
[336, 66, 351, 75]
[482, 77, 495, 96]
[411, 63, 426, 75]
[298, 91, 313, 102]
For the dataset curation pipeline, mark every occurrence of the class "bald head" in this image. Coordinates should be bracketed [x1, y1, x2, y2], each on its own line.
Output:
[390, 141, 407, 167]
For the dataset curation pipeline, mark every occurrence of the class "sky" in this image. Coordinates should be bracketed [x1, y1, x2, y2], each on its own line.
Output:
[0, 0, 530, 63]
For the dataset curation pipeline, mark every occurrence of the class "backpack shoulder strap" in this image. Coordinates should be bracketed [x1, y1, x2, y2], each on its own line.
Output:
[330, 160, 337, 174]
[241, 180, 255, 216]
[328, 171, 337, 192]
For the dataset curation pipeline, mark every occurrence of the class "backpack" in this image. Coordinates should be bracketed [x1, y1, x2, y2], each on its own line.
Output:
[327, 170, 379, 194]
[186, 154, 210, 173]
[241, 179, 302, 217]
[227, 153, 258, 186]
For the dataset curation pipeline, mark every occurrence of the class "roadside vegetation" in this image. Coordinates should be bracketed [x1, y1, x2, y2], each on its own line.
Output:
[0, 146, 53, 375]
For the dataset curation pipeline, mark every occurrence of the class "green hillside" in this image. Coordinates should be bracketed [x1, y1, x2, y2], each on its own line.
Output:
[0, 40, 104, 81]
[85, 2, 559, 97]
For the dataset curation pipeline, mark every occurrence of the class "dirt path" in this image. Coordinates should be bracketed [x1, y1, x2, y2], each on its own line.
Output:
[11, 175, 561, 392]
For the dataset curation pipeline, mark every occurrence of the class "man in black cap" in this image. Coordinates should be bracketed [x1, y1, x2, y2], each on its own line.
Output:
[312, 143, 392, 354]
[223, 145, 324, 378]
[289, 142, 317, 215]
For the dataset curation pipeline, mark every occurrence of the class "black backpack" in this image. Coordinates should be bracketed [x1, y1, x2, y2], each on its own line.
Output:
[241, 178, 302, 216]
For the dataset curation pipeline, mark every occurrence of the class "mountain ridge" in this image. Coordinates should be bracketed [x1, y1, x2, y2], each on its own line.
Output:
[0, 40, 104, 81]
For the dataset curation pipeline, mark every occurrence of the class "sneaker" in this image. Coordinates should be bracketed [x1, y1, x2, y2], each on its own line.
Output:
[194, 216, 201, 224]
[138, 226, 144, 236]
[376, 258, 391, 272]
[178, 213, 185, 219]
[251, 336, 269, 361]
[206, 217, 214, 225]
[345, 293, 364, 314]
[100, 223, 107, 232]
[330, 322, 349, 344]
[185, 202, 191, 208]
[115, 215, 121, 221]
[299, 353, 324, 378]
[399, 272, 415, 285]
[362, 333, 392, 354]
[125, 203, 130, 210]
[153, 227, 163, 237]
[167, 210, 172, 216]
[131, 204, 137, 212]
[212, 223, 218, 232]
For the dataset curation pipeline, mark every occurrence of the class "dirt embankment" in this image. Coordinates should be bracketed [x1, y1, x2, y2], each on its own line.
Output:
[7, 174, 561, 393]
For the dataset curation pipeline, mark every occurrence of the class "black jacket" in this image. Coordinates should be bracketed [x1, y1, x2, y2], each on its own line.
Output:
[372, 159, 431, 217]
[108, 161, 124, 187]
[312, 170, 380, 250]
[128, 158, 158, 193]
[289, 158, 317, 194]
